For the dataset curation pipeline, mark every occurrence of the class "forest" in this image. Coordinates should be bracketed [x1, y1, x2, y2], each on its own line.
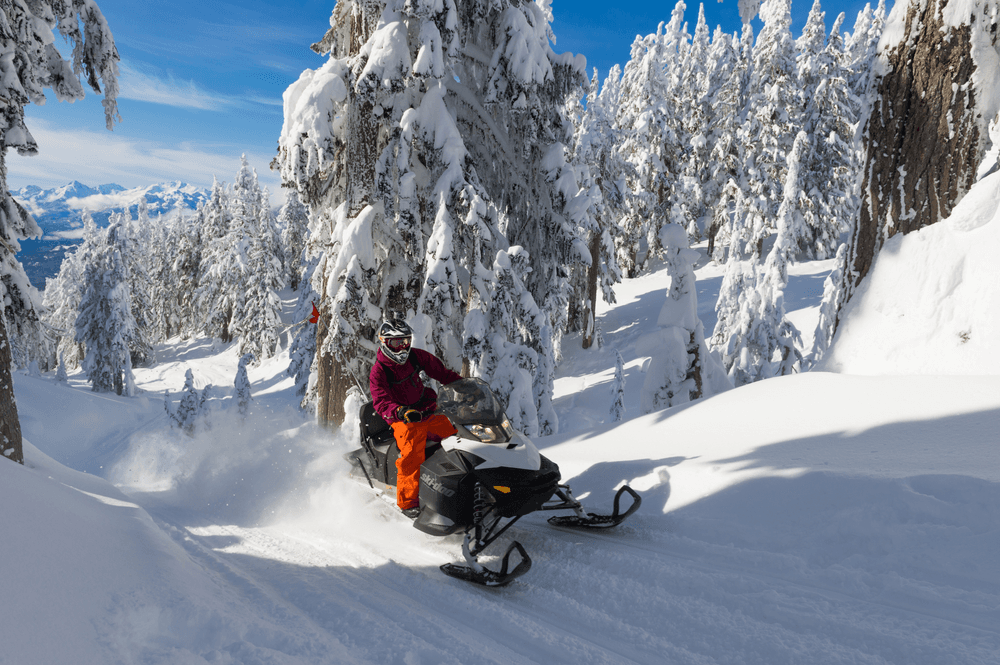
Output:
[3, 0, 887, 440]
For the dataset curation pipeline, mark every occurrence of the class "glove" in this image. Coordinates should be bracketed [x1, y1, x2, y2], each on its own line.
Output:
[396, 406, 423, 423]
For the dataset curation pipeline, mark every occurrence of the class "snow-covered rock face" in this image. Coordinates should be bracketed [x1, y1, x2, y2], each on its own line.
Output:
[822, 168, 1000, 375]
[850, 0, 996, 286]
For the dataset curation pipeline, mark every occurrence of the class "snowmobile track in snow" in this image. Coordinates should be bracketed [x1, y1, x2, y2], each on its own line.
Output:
[539, 520, 1000, 637]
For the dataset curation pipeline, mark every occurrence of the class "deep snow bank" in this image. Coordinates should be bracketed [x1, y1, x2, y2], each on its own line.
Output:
[0, 441, 358, 665]
[823, 169, 1000, 374]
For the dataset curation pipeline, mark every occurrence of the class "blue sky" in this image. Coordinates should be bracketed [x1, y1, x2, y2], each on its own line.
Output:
[7, 0, 885, 200]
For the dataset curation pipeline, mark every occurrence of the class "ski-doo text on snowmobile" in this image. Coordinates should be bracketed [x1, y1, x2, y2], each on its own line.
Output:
[348, 378, 641, 587]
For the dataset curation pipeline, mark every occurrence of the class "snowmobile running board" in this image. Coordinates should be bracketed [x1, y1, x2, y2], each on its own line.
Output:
[547, 485, 642, 529]
[440, 540, 532, 587]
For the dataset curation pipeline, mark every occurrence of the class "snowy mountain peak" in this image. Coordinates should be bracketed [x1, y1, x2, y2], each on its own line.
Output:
[13, 181, 213, 287]
[49, 180, 97, 201]
[13, 181, 211, 236]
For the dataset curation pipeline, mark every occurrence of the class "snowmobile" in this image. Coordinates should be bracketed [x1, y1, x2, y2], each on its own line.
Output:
[347, 377, 641, 587]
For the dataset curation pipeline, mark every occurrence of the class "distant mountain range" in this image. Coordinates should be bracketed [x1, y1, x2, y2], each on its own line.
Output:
[10, 181, 210, 288]
[13, 181, 210, 240]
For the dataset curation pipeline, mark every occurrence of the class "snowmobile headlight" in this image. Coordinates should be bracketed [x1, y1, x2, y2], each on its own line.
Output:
[466, 424, 506, 443]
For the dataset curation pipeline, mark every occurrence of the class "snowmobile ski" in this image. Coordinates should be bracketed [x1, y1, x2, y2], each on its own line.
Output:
[547, 485, 642, 529]
[440, 540, 531, 588]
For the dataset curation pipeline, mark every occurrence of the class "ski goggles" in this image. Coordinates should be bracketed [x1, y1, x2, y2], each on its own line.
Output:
[384, 336, 411, 352]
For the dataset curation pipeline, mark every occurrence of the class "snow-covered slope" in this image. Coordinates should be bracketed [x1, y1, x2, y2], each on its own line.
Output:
[3, 237, 998, 663]
[822, 169, 1000, 375]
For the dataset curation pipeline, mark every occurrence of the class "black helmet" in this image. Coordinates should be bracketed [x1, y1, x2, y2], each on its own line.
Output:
[378, 319, 413, 364]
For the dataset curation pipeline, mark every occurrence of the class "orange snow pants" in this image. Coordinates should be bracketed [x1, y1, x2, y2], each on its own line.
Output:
[391, 414, 457, 509]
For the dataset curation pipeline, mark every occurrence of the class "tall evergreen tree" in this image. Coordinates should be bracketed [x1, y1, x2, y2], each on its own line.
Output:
[565, 68, 623, 349]
[0, 1, 119, 389]
[42, 213, 101, 370]
[76, 223, 138, 396]
[110, 209, 154, 366]
[671, 3, 713, 241]
[167, 213, 202, 338]
[734, 0, 799, 257]
[197, 174, 244, 343]
[278, 189, 310, 291]
[233, 182, 284, 363]
[277, 0, 587, 429]
[716, 132, 807, 384]
[796, 11, 858, 259]
[705, 28, 748, 260]
[616, 19, 679, 276]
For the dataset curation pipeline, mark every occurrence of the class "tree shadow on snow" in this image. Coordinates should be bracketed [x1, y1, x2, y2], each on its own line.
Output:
[661, 405, 1000, 598]
[552, 456, 698, 528]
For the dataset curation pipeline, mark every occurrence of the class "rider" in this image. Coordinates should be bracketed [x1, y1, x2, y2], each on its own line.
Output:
[370, 318, 462, 517]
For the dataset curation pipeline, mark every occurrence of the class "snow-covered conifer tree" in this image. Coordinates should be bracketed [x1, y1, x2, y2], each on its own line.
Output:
[0, 1, 119, 378]
[42, 213, 102, 370]
[139, 205, 177, 344]
[233, 191, 284, 362]
[55, 352, 68, 383]
[195, 176, 242, 342]
[616, 16, 681, 276]
[845, 0, 886, 106]
[705, 28, 748, 260]
[278, 0, 588, 429]
[671, 4, 714, 241]
[109, 209, 154, 367]
[278, 190, 309, 291]
[235, 353, 254, 418]
[167, 214, 202, 338]
[228, 161, 283, 363]
[795, 9, 858, 259]
[733, 0, 800, 256]
[76, 223, 138, 396]
[200, 177, 232, 243]
[638, 224, 731, 410]
[166, 369, 208, 436]
[610, 350, 626, 422]
[287, 256, 319, 409]
[565, 68, 623, 349]
[464, 247, 556, 435]
[716, 133, 807, 385]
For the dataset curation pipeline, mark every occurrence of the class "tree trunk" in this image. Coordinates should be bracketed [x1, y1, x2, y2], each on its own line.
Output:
[314, 306, 352, 428]
[581, 234, 600, 349]
[313, 7, 381, 430]
[0, 319, 24, 464]
[843, 0, 988, 308]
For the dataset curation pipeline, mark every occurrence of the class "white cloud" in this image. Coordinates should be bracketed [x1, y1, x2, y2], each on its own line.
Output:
[117, 62, 236, 111]
[6, 119, 285, 204]
[116, 62, 284, 112]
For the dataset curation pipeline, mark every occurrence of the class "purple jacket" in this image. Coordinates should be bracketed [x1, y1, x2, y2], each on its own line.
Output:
[369, 347, 463, 424]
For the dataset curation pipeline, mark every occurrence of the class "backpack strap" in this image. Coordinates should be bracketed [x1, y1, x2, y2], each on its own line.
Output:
[381, 354, 429, 412]
[381, 354, 422, 387]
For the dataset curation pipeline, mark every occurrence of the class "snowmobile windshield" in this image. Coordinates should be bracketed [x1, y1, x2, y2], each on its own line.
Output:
[437, 378, 507, 426]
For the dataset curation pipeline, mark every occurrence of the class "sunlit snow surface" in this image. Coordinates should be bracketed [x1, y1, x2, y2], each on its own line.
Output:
[4, 227, 999, 663]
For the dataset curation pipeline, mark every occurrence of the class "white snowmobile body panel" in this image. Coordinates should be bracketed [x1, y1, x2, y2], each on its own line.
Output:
[441, 429, 541, 471]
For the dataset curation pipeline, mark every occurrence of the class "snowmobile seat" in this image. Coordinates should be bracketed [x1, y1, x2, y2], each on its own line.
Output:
[360, 402, 395, 447]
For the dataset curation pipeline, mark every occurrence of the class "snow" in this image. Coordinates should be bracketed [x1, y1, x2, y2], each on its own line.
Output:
[3, 233, 1000, 663]
[821, 168, 1000, 375]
